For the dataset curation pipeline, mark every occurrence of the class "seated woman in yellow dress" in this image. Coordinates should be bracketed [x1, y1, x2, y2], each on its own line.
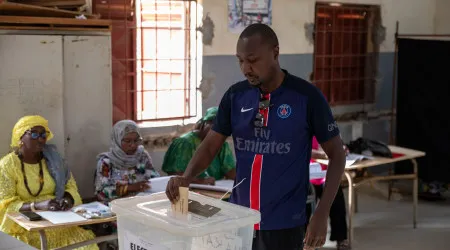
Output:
[0, 115, 98, 250]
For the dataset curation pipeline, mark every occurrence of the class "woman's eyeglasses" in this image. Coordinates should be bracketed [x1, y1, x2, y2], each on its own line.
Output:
[26, 130, 48, 140]
[254, 97, 270, 128]
[122, 137, 143, 145]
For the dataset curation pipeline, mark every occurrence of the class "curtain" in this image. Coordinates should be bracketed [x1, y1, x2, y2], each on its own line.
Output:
[395, 38, 450, 182]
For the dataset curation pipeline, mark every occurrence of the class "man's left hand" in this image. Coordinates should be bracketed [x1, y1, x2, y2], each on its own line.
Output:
[303, 210, 328, 249]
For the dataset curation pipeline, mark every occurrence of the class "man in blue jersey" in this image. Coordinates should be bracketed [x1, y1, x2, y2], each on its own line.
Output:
[166, 23, 346, 250]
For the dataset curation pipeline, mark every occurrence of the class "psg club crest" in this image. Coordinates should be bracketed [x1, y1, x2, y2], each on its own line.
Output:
[277, 104, 292, 119]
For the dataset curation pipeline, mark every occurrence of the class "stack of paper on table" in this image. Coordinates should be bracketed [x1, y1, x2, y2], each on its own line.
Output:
[137, 176, 174, 195]
[150, 176, 174, 193]
[316, 153, 373, 168]
[36, 211, 87, 224]
[72, 201, 114, 219]
[189, 180, 235, 192]
[310, 162, 327, 180]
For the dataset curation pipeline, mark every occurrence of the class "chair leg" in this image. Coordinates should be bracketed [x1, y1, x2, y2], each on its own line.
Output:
[388, 181, 393, 201]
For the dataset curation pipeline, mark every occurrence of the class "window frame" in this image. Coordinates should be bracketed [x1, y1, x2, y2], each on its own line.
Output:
[135, 0, 203, 127]
[312, 2, 380, 107]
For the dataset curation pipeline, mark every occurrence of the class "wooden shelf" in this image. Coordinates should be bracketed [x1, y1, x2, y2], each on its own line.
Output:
[0, 16, 112, 31]
[0, 1, 99, 19]
[7, 0, 86, 8]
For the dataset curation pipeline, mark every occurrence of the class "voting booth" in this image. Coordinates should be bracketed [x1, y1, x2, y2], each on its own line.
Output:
[111, 192, 261, 250]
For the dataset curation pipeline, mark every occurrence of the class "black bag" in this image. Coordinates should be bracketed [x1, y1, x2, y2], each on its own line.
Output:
[347, 138, 392, 158]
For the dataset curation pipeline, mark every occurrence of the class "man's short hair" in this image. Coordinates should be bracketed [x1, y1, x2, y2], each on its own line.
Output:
[239, 23, 279, 47]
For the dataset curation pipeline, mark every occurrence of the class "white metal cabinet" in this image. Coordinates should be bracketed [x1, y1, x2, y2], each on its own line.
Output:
[0, 31, 112, 198]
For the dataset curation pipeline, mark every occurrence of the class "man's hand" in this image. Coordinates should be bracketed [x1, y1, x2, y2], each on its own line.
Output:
[166, 130, 227, 203]
[201, 177, 216, 185]
[166, 176, 191, 203]
[303, 210, 328, 249]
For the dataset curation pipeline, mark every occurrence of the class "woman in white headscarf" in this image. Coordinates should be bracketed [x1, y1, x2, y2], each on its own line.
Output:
[94, 120, 159, 202]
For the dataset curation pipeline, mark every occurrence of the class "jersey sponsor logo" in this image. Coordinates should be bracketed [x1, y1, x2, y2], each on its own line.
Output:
[277, 104, 292, 119]
[235, 128, 291, 154]
[328, 121, 339, 132]
[241, 107, 253, 112]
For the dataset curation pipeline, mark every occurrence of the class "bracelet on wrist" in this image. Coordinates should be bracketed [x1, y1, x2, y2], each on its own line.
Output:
[30, 202, 36, 212]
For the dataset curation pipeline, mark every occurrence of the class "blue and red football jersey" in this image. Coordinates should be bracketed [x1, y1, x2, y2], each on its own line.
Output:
[212, 70, 340, 230]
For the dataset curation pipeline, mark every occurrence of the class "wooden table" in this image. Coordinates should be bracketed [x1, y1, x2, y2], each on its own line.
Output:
[7, 212, 117, 250]
[315, 145, 425, 246]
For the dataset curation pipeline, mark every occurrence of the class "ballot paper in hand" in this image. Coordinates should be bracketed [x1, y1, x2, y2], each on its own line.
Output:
[171, 187, 189, 217]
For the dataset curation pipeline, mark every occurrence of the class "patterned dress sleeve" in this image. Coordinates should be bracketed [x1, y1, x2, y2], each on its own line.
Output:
[0, 154, 25, 233]
[94, 158, 118, 202]
[218, 142, 236, 177]
[64, 173, 83, 206]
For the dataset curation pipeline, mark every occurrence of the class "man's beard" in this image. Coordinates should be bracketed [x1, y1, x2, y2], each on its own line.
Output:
[248, 77, 262, 87]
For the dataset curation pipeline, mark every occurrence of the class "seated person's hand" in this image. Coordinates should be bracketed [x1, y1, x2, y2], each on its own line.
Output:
[202, 177, 215, 185]
[57, 193, 75, 211]
[129, 181, 151, 193]
[36, 199, 62, 211]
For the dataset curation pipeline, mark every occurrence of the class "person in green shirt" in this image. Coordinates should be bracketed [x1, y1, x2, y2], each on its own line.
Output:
[162, 107, 236, 185]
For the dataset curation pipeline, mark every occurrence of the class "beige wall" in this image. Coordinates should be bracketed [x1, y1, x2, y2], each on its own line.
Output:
[435, 0, 450, 34]
[202, 0, 437, 56]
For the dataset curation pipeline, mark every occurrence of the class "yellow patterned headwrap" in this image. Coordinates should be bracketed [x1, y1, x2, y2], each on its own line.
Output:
[11, 115, 54, 148]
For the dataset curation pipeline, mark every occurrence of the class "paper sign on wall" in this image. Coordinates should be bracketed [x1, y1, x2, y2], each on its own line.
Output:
[123, 231, 168, 250]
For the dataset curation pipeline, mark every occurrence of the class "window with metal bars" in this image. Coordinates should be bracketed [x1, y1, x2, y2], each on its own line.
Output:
[136, 0, 200, 122]
[93, 0, 201, 125]
[313, 3, 380, 106]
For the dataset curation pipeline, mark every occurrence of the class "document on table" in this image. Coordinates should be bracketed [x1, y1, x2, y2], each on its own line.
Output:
[144, 176, 174, 194]
[36, 211, 87, 224]
[316, 153, 373, 168]
[310, 162, 327, 180]
[189, 180, 235, 192]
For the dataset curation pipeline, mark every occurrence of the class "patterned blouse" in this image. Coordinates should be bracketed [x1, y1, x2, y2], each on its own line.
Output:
[94, 156, 160, 202]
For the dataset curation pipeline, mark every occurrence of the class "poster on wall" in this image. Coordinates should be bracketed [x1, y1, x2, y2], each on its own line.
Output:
[228, 0, 272, 34]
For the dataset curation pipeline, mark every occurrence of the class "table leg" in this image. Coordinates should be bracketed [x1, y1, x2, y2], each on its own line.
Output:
[412, 159, 418, 229]
[39, 230, 48, 250]
[344, 170, 354, 246]
[388, 166, 394, 201]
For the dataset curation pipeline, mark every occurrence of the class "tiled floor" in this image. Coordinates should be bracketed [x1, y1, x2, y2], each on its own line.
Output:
[321, 183, 450, 250]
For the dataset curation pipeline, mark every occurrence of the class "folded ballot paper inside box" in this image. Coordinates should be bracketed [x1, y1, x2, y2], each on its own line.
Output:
[72, 202, 114, 219]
